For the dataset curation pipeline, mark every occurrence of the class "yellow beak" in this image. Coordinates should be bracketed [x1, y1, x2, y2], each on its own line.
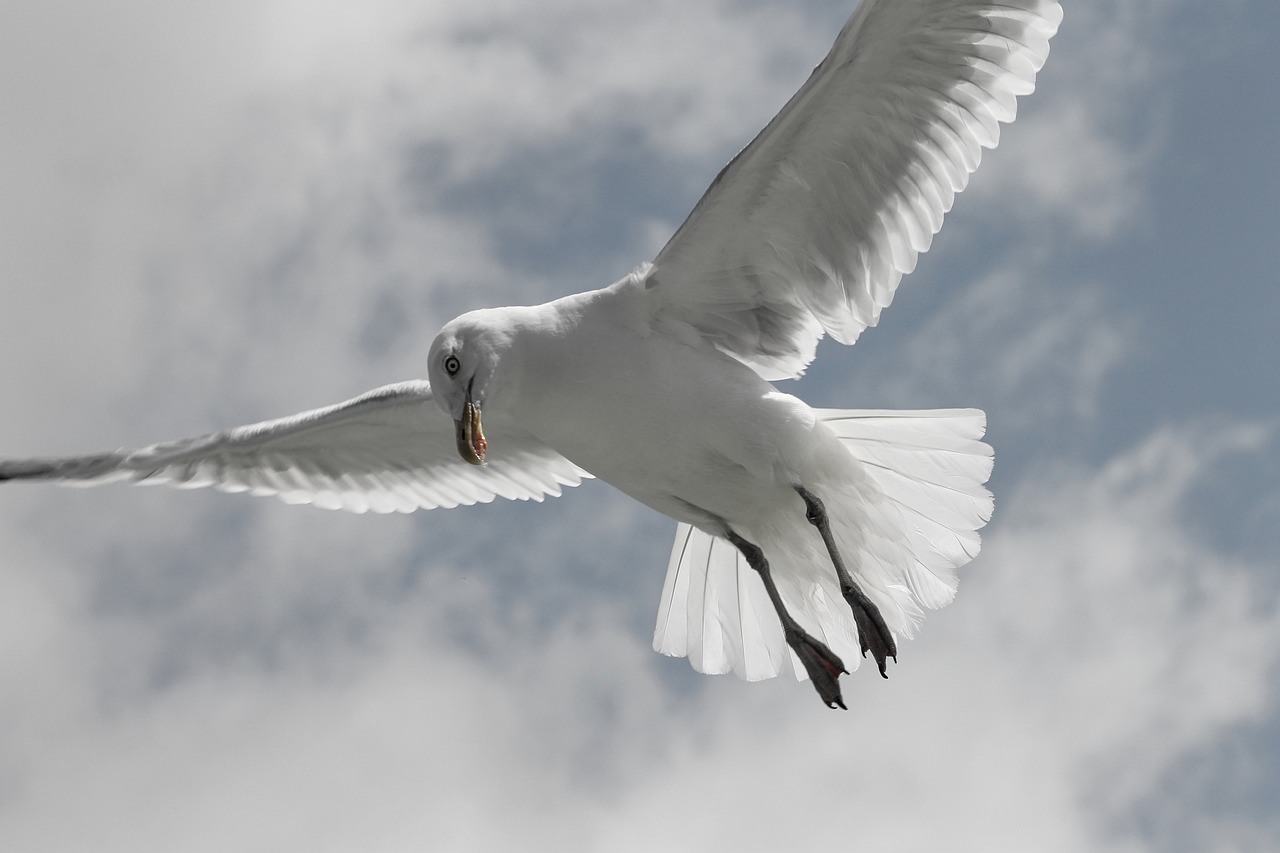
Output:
[455, 391, 487, 466]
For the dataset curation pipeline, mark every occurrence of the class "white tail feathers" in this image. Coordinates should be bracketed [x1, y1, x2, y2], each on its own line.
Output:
[653, 408, 993, 682]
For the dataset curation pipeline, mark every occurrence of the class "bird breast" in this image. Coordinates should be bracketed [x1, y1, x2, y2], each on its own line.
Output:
[505, 292, 823, 528]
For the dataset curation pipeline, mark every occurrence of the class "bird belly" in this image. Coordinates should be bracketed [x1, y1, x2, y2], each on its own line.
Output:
[512, 319, 824, 531]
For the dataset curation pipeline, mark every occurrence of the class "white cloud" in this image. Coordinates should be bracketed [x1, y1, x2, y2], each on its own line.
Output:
[0, 0, 842, 444]
[2, 420, 1273, 851]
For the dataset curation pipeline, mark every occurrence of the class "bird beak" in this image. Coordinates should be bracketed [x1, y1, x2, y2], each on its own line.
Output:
[455, 387, 487, 466]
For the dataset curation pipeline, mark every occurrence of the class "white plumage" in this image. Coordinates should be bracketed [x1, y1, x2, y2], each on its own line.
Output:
[654, 408, 993, 682]
[652, 0, 1062, 379]
[3, 381, 589, 512]
[0, 0, 1061, 707]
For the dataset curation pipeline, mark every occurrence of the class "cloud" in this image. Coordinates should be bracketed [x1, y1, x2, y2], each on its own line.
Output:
[3, 418, 1274, 852]
[833, 259, 1133, 444]
[0, 0, 848, 443]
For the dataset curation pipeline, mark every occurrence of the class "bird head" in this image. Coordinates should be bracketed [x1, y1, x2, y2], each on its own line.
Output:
[427, 310, 512, 466]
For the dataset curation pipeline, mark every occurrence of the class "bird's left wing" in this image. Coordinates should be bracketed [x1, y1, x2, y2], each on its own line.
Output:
[647, 0, 1062, 379]
[0, 381, 590, 513]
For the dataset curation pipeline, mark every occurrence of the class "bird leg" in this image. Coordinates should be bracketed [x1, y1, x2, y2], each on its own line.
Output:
[725, 529, 849, 710]
[795, 486, 897, 678]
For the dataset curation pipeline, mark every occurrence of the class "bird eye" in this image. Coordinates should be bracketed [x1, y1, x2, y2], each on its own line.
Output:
[444, 355, 461, 376]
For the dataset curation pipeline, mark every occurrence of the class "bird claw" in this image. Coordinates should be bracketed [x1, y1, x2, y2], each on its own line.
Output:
[789, 631, 849, 710]
[846, 586, 897, 679]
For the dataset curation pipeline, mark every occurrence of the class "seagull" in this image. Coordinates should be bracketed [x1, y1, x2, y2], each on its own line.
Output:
[1, 0, 1061, 708]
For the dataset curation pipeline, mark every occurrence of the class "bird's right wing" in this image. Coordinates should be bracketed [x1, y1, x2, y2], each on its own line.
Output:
[0, 380, 591, 514]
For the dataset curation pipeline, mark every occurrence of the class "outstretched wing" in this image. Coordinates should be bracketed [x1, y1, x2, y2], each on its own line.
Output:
[648, 0, 1063, 379]
[0, 381, 590, 513]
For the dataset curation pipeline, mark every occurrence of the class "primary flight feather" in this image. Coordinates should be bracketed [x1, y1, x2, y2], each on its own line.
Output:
[1, 0, 1061, 708]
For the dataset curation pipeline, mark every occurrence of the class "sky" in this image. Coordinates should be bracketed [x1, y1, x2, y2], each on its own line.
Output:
[1, 0, 1278, 850]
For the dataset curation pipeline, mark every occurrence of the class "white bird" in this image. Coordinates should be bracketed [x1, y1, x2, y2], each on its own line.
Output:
[1, 0, 1061, 708]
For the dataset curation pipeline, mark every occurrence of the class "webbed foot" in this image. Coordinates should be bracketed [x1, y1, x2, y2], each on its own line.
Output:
[842, 579, 897, 678]
[787, 628, 849, 709]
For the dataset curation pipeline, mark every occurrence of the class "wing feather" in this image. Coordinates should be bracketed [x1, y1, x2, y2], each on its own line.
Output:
[0, 381, 591, 513]
[648, 0, 1063, 379]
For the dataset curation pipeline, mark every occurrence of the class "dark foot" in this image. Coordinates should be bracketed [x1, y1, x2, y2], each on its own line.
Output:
[722, 526, 850, 709]
[842, 580, 897, 678]
[794, 486, 899, 680]
[787, 629, 849, 709]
